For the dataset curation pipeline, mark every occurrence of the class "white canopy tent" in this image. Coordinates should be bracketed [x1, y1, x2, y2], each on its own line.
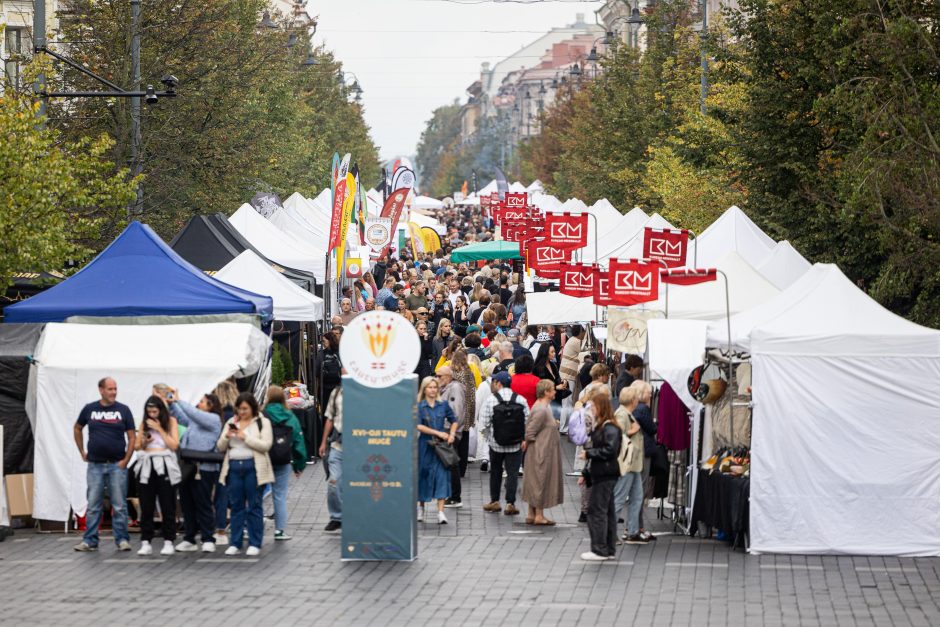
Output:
[31, 322, 271, 522]
[756, 240, 811, 290]
[690, 205, 776, 269]
[407, 210, 446, 234]
[413, 195, 444, 211]
[588, 212, 676, 264]
[215, 250, 324, 321]
[530, 193, 563, 212]
[509, 181, 527, 193]
[229, 204, 326, 282]
[706, 264, 940, 555]
[526, 179, 544, 193]
[526, 292, 598, 326]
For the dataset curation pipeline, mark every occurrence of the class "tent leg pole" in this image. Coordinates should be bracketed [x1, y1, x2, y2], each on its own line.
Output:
[718, 269, 733, 449]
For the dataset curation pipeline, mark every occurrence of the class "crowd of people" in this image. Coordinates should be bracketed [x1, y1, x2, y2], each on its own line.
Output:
[70, 206, 656, 562]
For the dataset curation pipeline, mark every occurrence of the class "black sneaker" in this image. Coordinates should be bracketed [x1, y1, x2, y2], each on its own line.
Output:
[480, 460, 489, 472]
[323, 520, 341, 533]
[444, 497, 463, 509]
[578, 512, 587, 523]
[624, 534, 651, 545]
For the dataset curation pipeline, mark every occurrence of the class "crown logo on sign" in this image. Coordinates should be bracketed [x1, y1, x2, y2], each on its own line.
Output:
[362, 321, 395, 359]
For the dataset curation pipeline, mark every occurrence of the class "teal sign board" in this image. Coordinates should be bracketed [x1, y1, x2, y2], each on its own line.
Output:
[341, 375, 418, 560]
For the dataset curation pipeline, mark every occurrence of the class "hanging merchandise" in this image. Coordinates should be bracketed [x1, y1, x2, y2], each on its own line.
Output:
[545, 212, 588, 250]
[643, 227, 689, 268]
[608, 258, 660, 306]
[657, 382, 691, 451]
[559, 262, 595, 298]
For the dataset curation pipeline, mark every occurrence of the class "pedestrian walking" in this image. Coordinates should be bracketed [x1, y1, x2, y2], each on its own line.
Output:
[262, 385, 308, 541]
[612, 386, 649, 545]
[217, 393, 274, 556]
[416, 378, 458, 524]
[521, 380, 565, 525]
[319, 384, 343, 532]
[211, 379, 238, 546]
[446, 350, 476, 508]
[478, 371, 529, 515]
[72, 377, 135, 552]
[580, 388, 623, 561]
[131, 395, 180, 556]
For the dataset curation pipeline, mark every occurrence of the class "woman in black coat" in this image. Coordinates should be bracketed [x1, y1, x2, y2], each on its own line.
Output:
[533, 342, 570, 408]
[414, 320, 435, 382]
[579, 397, 622, 561]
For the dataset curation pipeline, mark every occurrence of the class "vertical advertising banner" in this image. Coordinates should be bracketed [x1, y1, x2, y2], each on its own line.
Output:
[378, 188, 411, 259]
[339, 311, 421, 561]
[559, 262, 596, 298]
[608, 258, 660, 306]
[642, 228, 689, 268]
[545, 213, 589, 250]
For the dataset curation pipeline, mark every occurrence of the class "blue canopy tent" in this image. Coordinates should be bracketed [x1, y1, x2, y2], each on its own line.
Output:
[3, 221, 273, 323]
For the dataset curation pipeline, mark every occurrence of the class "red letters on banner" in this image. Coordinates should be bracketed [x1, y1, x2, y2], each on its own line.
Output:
[643, 228, 689, 267]
[545, 213, 589, 250]
[502, 221, 528, 243]
[560, 262, 596, 298]
[328, 178, 348, 252]
[661, 268, 717, 285]
[608, 258, 660, 306]
[593, 266, 615, 307]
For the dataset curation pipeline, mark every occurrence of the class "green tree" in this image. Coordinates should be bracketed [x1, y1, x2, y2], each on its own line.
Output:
[415, 101, 462, 195]
[0, 90, 138, 290]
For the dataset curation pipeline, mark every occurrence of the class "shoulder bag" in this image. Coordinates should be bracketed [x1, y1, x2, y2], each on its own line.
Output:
[421, 406, 459, 469]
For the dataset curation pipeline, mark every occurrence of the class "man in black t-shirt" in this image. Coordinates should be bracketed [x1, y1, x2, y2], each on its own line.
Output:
[72, 377, 136, 552]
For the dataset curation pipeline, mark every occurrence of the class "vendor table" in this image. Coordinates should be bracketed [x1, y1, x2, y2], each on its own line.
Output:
[690, 470, 749, 549]
[291, 406, 321, 460]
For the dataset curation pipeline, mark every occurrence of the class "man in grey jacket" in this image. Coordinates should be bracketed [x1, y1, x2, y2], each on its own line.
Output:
[436, 366, 465, 508]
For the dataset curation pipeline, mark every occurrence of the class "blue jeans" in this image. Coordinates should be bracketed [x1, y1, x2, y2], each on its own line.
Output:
[327, 447, 342, 521]
[227, 459, 264, 549]
[213, 481, 227, 531]
[84, 462, 129, 547]
[613, 471, 644, 536]
[272, 464, 291, 531]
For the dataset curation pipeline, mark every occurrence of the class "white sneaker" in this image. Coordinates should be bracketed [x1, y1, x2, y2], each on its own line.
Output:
[201, 541, 216, 553]
[246, 546, 261, 557]
[437, 511, 448, 525]
[175, 540, 198, 552]
[213, 533, 229, 546]
[580, 551, 608, 562]
[160, 541, 175, 556]
[137, 541, 152, 556]
[224, 546, 240, 556]
[417, 505, 425, 522]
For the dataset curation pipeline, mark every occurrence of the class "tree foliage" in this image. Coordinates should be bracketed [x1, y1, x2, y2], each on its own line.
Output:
[0, 90, 138, 291]
[415, 101, 462, 195]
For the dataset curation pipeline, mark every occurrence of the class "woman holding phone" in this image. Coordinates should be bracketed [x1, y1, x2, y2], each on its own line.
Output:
[217, 392, 273, 556]
[132, 395, 180, 556]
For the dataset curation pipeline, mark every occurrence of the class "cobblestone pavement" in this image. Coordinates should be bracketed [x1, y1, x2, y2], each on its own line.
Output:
[3, 441, 940, 626]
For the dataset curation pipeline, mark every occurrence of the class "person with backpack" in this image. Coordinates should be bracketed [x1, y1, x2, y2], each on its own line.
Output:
[579, 386, 623, 561]
[262, 385, 308, 541]
[477, 372, 529, 515]
[318, 333, 342, 411]
[612, 386, 648, 545]
[521, 380, 565, 525]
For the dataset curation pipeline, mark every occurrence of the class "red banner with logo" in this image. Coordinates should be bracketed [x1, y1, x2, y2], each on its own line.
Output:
[608, 258, 660, 306]
[661, 268, 717, 286]
[593, 266, 615, 307]
[377, 187, 410, 258]
[560, 262, 596, 298]
[502, 206, 528, 223]
[328, 177, 348, 252]
[643, 228, 689, 268]
[528, 239, 571, 274]
[504, 192, 527, 210]
[545, 212, 589, 250]
[502, 221, 528, 243]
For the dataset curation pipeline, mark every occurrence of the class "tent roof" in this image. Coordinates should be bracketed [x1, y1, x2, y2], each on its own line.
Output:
[509, 181, 527, 193]
[633, 251, 780, 321]
[408, 210, 446, 234]
[229, 204, 326, 281]
[4, 222, 273, 323]
[691, 205, 776, 268]
[413, 195, 444, 211]
[527, 292, 597, 325]
[531, 193, 563, 212]
[526, 180, 544, 193]
[707, 264, 940, 356]
[590, 212, 675, 263]
[756, 240, 811, 290]
[450, 240, 521, 262]
[215, 251, 324, 322]
[169, 214, 314, 290]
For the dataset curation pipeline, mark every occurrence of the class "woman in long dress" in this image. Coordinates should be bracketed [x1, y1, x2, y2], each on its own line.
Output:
[417, 378, 458, 524]
[521, 380, 565, 525]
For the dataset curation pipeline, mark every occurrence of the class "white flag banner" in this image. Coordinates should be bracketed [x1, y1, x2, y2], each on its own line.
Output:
[606, 309, 662, 355]
[364, 216, 393, 252]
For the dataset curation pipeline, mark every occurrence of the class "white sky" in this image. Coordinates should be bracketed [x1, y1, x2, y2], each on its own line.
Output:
[311, 0, 604, 162]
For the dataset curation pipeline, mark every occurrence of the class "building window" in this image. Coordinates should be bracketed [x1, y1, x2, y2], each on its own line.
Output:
[4, 27, 25, 89]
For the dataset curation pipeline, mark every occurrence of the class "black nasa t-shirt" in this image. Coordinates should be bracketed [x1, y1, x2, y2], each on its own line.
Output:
[76, 401, 135, 462]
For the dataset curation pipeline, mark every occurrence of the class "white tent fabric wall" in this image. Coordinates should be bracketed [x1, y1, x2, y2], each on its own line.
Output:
[408, 210, 447, 234]
[413, 195, 444, 211]
[229, 205, 326, 281]
[509, 181, 527, 193]
[590, 213, 676, 264]
[526, 292, 598, 325]
[215, 250, 324, 321]
[269, 206, 330, 253]
[756, 240, 811, 290]
[526, 179, 544, 193]
[31, 322, 271, 522]
[690, 206, 776, 269]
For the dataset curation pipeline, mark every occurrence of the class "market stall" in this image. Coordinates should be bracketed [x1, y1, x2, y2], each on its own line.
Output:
[450, 240, 522, 263]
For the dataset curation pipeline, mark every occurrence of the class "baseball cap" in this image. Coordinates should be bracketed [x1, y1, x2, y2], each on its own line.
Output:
[507, 328, 521, 338]
[492, 371, 512, 387]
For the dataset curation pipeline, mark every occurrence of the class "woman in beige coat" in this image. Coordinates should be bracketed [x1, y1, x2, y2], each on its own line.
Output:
[522, 380, 565, 525]
[216, 392, 273, 556]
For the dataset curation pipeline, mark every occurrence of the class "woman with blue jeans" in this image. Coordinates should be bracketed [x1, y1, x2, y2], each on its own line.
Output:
[217, 392, 273, 556]
[262, 385, 308, 541]
[612, 387, 649, 545]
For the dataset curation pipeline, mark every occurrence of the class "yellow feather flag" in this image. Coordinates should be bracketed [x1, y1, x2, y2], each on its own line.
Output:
[335, 171, 357, 280]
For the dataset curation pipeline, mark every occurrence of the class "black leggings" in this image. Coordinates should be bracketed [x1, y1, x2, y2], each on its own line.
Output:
[138, 472, 177, 542]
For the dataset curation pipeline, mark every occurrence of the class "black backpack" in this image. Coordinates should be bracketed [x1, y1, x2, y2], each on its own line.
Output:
[268, 420, 293, 466]
[322, 353, 342, 386]
[492, 392, 526, 446]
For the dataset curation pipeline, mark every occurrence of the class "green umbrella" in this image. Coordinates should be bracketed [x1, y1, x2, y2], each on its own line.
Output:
[449, 240, 522, 263]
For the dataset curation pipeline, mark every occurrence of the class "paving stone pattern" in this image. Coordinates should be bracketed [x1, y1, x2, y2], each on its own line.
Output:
[2, 441, 939, 626]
